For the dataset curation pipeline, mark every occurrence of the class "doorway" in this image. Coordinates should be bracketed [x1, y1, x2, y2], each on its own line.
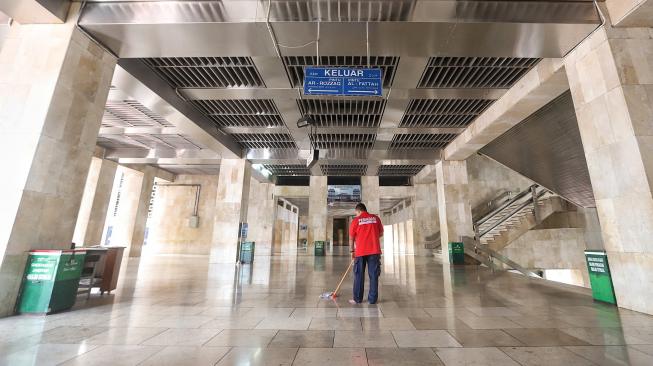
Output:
[332, 218, 349, 246]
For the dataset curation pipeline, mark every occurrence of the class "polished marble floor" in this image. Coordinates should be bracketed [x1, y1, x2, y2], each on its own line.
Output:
[1, 251, 653, 365]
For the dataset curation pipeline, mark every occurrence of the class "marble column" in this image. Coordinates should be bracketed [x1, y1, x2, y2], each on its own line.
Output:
[0, 9, 116, 316]
[413, 181, 439, 256]
[211, 159, 251, 263]
[436, 160, 474, 263]
[361, 176, 380, 214]
[307, 176, 327, 253]
[565, 23, 653, 314]
[127, 166, 156, 258]
[73, 157, 118, 246]
[247, 178, 275, 256]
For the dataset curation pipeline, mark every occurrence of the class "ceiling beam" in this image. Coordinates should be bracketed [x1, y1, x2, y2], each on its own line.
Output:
[114, 60, 243, 159]
[1, 0, 70, 24]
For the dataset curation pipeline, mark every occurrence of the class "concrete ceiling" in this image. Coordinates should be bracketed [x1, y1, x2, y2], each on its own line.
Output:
[82, 0, 602, 176]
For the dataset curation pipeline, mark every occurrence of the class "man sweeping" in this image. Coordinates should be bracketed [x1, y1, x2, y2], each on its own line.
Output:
[348, 203, 383, 305]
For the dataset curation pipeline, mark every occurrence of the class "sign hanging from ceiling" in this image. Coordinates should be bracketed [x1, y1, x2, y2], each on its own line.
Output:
[303, 67, 383, 97]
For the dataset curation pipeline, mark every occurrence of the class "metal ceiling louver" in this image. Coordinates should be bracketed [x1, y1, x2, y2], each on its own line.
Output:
[389, 134, 456, 149]
[297, 99, 386, 128]
[263, 164, 311, 176]
[400, 99, 493, 128]
[320, 164, 368, 176]
[377, 164, 425, 176]
[418, 57, 540, 89]
[231, 133, 297, 149]
[102, 100, 174, 128]
[310, 133, 376, 150]
[143, 57, 265, 88]
[190, 99, 284, 127]
[267, 0, 417, 22]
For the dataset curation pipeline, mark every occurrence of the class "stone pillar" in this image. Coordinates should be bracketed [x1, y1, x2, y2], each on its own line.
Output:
[0, 11, 115, 316]
[247, 178, 275, 256]
[565, 24, 653, 314]
[127, 166, 156, 258]
[73, 158, 118, 246]
[211, 159, 251, 263]
[307, 176, 327, 253]
[436, 160, 474, 263]
[361, 176, 380, 214]
[413, 182, 439, 255]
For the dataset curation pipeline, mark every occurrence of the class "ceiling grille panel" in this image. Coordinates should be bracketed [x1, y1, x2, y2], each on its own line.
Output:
[418, 57, 540, 89]
[389, 134, 456, 149]
[263, 164, 310, 176]
[377, 165, 425, 176]
[143, 57, 265, 88]
[97, 135, 145, 149]
[321, 164, 367, 176]
[284, 56, 399, 88]
[268, 0, 417, 21]
[103, 100, 173, 128]
[400, 99, 493, 128]
[190, 99, 284, 127]
[310, 133, 376, 150]
[232, 133, 297, 149]
[297, 99, 386, 127]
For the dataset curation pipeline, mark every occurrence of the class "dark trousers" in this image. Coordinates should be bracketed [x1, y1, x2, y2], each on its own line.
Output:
[353, 254, 381, 304]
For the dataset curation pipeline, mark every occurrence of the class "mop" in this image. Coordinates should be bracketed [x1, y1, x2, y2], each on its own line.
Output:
[320, 259, 354, 299]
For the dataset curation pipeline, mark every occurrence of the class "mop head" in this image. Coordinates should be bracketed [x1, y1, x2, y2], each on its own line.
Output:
[319, 292, 336, 299]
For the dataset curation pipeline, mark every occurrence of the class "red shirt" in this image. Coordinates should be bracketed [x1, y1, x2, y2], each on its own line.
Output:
[349, 212, 383, 257]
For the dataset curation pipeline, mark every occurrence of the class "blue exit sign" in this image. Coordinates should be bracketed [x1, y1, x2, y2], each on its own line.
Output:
[303, 67, 383, 97]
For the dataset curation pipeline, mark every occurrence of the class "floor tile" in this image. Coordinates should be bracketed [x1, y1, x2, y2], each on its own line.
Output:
[457, 316, 523, 330]
[362, 317, 416, 330]
[334, 330, 397, 348]
[292, 348, 366, 366]
[435, 347, 520, 366]
[466, 307, 521, 317]
[200, 317, 263, 329]
[255, 316, 312, 330]
[378, 308, 430, 318]
[309, 317, 362, 330]
[566, 345, 653, 366]
[631, 344, 653, 355]
[59, 345, 163, 366]
[500, 346, 595, 366]
[366, 347, 443, 366]
[503, 328, 591, 346]
[38, 326, 109, 344]
[560, 327, 648, 345]
[408, 317, 470, 330]
[269, 330, 334, 348]
[216, 347, 298, 366]
[392, 330, 462, 348]
[290, 308, 338, 318]
[82, 327, 166, 345]
[152, 315, 214, 328]
[337, 307, 383, 318]
[140, 346, 230, 366]
[447, 329, 524, 347]
[0, 343, 98, 366]
[204, 329, 278, 347]
[141, 328, 222, 346]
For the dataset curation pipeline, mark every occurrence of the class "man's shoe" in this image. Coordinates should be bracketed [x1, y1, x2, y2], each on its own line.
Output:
[348, 299, 360, 305]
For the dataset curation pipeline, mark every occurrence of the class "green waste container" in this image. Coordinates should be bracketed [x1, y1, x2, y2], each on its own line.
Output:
[585, 250, 617, 305]
[17, 249, 86, 314]
[314, 241, 326, 256]
[240, 242, 255, 264]
[448, 242, 465, 265]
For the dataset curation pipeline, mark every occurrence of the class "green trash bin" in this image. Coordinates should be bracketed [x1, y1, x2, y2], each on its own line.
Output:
[585, 250, 617, 305]
[17, 249, 86, 314]
[314, 241, 326, 256]
[240, 241, 255, 264]
[448, 242, 465, 265]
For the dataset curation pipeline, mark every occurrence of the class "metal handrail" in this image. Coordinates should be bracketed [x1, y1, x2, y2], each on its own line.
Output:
[475, 184, 539, 227]
[478, 187, 548, 238]
[473, 244, 541, 278]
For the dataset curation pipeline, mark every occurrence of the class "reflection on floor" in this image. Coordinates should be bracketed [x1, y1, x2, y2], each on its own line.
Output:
[1, 253, 653, 365]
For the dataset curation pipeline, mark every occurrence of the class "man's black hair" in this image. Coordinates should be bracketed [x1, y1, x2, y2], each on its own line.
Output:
[355, 203, 367, 212]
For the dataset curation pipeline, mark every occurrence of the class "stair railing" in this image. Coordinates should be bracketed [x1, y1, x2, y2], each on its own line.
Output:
[474, 184, 548, 239]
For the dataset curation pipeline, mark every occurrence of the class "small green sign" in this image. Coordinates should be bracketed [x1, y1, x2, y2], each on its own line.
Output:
[449, 242, 465, 265]
[240, 241, 255, 264]
[585, 250, 617, 305]
[314, 241, 326, 256]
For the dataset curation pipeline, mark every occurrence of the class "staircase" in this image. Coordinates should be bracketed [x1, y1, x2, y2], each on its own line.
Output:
[474, 185, 565, 251]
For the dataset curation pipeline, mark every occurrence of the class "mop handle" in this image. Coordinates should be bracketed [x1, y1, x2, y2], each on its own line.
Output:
[332, 259, 354, 296]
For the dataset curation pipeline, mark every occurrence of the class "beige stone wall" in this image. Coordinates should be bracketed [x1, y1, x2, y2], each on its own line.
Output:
[361, 176, 380, 214]
[0, 13, 116, 316]
[247, 178, 275, 256]
[272, 198, 299, 255]
[148, 175, 218, 255]
[307, 176, 327, 252]
[606, 0, 653, 27]
[75, 158, 117, 246]
[565, 22, 653, 314]
[413, 182, 439, 255]
[466, 154, 533, 210]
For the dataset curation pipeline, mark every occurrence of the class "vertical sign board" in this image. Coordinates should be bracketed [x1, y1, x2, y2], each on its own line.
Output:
[585, 250, 617, 305]
[303, 68, 383, 97]
[314, 241, 326, 256]
[449, 242, 465, 265]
